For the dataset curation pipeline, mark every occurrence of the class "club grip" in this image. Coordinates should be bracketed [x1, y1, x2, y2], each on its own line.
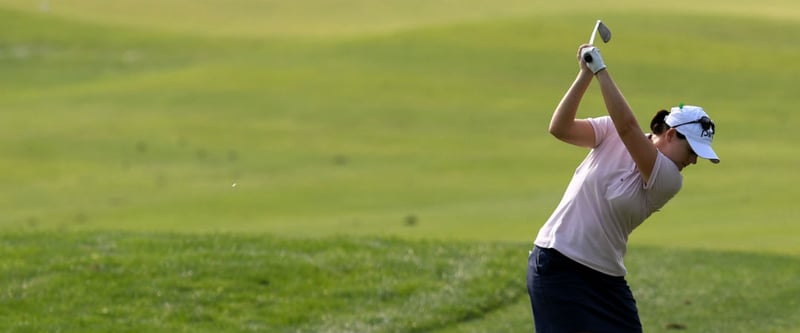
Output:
[583, 53, 593, 63]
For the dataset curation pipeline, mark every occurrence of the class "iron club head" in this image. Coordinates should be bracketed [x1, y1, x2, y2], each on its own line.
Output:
[597, 21, 612, 43]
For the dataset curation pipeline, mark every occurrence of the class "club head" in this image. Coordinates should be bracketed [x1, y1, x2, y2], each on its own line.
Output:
[597, 21, 611, 43]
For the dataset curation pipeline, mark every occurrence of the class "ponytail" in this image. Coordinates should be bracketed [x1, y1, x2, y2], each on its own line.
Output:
[650, 109, 671, 135]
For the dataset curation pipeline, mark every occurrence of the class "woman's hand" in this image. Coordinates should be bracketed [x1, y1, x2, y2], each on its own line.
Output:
[577, 44, 594, 74]
[578, 44, 606, 74]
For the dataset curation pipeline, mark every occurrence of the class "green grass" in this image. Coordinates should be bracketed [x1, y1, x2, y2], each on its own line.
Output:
[2, 8, 798, 254]
[1, 232, 798, 333]
[1, 0, 799, 331]
[0, 232, 526, 332]
[1, 0, 800, 37]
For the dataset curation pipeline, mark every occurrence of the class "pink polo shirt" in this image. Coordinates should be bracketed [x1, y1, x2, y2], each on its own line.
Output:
[534, 116, 683, 276]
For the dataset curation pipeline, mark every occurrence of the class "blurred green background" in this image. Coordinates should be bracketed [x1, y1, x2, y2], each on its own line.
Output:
[0, 0, 798, 331]
[1, 0, 797, 253]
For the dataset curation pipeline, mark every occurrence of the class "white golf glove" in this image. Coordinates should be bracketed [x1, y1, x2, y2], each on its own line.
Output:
[581, 47, 606, 74]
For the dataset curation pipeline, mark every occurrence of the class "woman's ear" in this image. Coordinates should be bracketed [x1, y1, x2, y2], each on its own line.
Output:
[665, 128, 678, 142]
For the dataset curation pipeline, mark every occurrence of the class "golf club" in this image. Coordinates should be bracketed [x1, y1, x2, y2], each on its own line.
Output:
[584, 20, 611, 63]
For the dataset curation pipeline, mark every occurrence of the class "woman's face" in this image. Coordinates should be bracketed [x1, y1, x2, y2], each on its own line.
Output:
[660, 129, 698, 171]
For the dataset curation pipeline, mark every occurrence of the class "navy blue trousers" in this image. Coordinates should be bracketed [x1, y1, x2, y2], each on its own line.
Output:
[527, 246, 643, 333]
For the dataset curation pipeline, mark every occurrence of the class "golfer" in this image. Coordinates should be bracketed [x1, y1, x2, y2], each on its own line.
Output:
[527, 44, 719, 332]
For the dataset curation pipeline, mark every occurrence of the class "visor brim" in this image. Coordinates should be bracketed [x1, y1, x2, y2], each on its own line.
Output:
[687, 137, 720, 164]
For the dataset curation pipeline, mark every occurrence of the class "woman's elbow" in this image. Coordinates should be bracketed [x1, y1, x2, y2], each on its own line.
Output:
[548, 123, 570, 140]
[548, 124, 564, 138]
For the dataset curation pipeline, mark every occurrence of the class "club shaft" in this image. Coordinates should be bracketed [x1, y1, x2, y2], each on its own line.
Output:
[589, 20, 601, 45]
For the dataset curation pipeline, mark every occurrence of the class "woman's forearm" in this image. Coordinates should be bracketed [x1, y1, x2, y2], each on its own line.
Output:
[594, 70, 638, 136]
[549, 70, 593, 136]
[594, 69, 657, 180]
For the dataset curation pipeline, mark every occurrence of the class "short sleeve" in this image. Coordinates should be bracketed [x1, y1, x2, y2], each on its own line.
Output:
[587, 116, 615, 148]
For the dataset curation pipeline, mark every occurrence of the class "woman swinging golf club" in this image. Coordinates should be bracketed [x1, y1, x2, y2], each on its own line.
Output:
[526, 44, 720, 332]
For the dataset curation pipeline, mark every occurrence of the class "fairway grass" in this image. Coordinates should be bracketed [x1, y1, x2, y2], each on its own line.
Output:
[3, 6, 799, 254]
[2, 2, 800, 332]
[0, 5, 800, 254]
[1, 232, 798, 332]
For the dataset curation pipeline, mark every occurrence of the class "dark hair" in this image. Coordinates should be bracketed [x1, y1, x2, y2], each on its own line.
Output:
[650, 109, 686, 139]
